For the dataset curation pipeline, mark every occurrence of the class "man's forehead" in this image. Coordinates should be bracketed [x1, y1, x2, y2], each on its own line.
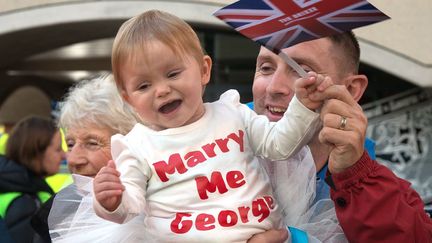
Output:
[257, 46, 278, 58]
[283, 38, 332, 57]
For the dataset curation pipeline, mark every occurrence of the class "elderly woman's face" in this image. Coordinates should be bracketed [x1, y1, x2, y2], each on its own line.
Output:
[65, 126, 112, 177]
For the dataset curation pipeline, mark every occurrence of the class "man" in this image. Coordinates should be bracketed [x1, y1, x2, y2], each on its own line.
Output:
[248, 32, 432, 242]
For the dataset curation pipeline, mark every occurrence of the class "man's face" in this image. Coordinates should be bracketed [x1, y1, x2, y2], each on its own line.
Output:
[252, 38, 343, 121]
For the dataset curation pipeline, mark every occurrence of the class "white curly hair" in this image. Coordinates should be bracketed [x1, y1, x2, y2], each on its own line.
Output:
[58, 74, 141, 135]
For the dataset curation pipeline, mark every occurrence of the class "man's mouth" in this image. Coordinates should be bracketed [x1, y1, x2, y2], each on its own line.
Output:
[267, 106, 286, 115]
[159, 100, 182, 114]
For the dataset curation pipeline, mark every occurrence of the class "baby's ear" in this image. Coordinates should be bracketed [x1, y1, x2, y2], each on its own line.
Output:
[121, 90, 131, 104]
[201, 55, 212, 86]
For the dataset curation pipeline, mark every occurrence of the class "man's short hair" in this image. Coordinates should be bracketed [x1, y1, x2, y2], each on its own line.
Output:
[328, 31, 360, 74]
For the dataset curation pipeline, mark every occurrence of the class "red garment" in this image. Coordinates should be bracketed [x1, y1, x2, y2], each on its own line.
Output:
[330, 152, 432, 243]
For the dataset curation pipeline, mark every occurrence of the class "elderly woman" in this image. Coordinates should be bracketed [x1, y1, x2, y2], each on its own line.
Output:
[59, 75, 139, 177]
[47, 75, 155, 242]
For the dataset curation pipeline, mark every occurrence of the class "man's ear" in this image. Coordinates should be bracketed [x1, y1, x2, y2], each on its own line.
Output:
[201, 55, 212, 86]
[345, 74, 368, 102]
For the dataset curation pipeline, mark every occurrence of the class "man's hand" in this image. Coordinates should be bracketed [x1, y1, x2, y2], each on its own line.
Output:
[319, 85, 367, 174]
[247, 229, 289, 243]
[93, 160, 125, 211]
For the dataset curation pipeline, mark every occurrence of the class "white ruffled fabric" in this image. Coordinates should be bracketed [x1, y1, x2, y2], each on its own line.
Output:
[49, 147, 346, 243]
[261, 146, 347, 243]
[48, 175, 158, 243]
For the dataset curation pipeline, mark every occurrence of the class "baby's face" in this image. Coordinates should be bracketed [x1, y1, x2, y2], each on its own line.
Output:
[120, 41, 211, 131]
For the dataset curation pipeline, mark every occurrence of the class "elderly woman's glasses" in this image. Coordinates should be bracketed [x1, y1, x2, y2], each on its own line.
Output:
[66, 136, 109, 152]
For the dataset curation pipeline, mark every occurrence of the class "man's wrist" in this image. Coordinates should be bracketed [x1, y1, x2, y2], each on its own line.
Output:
[325, 151, 375, 190]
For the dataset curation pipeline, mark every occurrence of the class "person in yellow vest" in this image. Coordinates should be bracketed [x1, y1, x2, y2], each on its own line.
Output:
[0, 116, 66, 243]
[44, 128, 72, 192]
[0, 132, 8, 155]
[0, 86, 72, 193]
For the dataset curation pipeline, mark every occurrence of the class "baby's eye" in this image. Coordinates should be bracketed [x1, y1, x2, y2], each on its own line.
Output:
[138, 83, 150, 90]
[167, 70, 181, 79]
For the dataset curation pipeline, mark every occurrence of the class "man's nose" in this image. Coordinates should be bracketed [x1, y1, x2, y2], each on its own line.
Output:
[266, 68, 294, 95]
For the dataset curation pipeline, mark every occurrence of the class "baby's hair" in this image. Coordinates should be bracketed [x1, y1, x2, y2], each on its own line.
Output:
[112, 10, 205, 90]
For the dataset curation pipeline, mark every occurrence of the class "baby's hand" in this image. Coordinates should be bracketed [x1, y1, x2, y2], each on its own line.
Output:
[295, 71, 333, 110]
[93, 160, 124, 212]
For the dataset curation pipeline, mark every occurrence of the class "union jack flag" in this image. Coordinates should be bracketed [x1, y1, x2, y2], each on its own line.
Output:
[214, 0, 389, 52]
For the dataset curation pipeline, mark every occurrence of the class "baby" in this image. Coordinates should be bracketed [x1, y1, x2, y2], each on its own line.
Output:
[93, 10, 331, 242]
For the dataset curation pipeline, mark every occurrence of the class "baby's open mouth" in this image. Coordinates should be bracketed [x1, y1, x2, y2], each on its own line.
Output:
[159, 100, 182, 114]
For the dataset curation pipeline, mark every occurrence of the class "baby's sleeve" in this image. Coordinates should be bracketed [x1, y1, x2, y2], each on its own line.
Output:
[218, 90, 320, 160]
[93, 133, 151, 224]
[243, 96, 320, 160]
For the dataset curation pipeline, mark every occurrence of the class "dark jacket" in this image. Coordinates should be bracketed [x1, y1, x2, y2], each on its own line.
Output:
[0, 218, 14, 243]
[31, 194, 54, 242]
[0, 155, 53, 243]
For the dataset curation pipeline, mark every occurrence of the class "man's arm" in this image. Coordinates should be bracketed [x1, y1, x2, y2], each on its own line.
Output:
[328, 152, 432, 243]
[320, 84, 432, 242]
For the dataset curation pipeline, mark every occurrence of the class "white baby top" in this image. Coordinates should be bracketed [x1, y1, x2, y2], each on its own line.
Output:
[94, 90, 320, 242]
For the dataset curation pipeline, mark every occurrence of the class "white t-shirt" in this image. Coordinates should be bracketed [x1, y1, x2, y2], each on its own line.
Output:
[94, 90, 320, 242]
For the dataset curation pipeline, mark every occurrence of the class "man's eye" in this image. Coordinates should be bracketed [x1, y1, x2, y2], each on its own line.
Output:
[300, 64, 314, 73]
[257, 64, 275, 75]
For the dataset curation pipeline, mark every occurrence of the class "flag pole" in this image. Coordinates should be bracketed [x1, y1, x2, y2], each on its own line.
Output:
[278, 51, 307, 78]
